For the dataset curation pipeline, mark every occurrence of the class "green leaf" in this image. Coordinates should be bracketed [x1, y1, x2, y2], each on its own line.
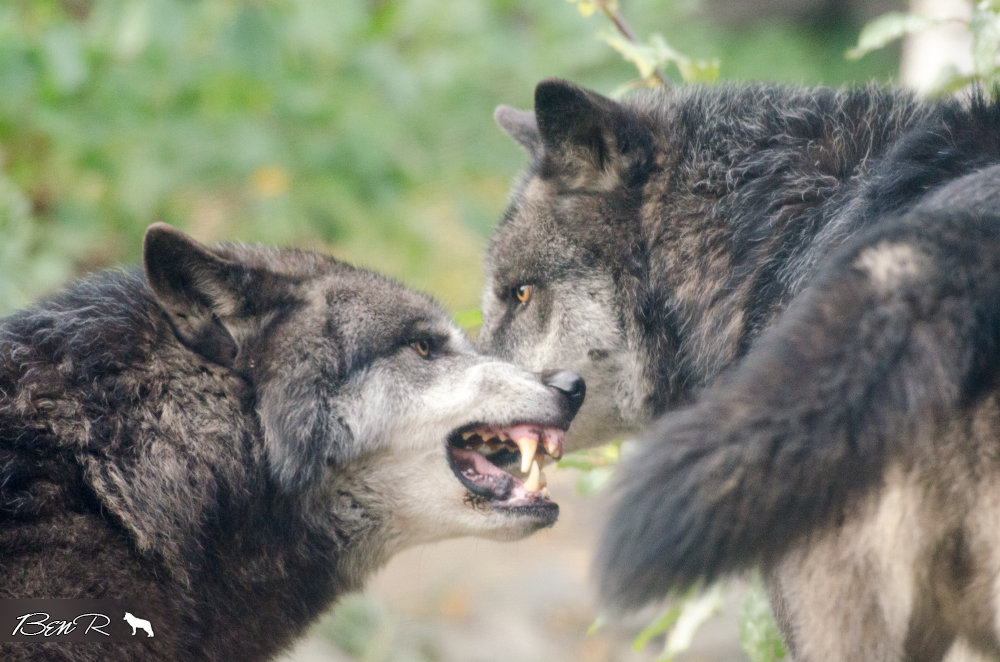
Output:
[586, 612, 608, 636]
[630, 584, 725, 662]
[660, 584, 726, 661]
[738, 575, 788, 662]
[846, 12, 946, 60]
[633, 602, 684, 652]
[600, 31, 659, 79]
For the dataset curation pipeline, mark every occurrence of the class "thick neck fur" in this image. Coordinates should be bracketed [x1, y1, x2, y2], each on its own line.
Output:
[0, 269, 386, 660]
[628, 84, 1000, 409]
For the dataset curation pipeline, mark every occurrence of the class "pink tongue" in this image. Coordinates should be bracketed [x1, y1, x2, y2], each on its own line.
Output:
[451, 447, 509, 477]
[451, 446, 548, 504]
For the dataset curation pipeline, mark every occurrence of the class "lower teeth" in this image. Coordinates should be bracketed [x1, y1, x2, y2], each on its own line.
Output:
[524, 457, 545, 492]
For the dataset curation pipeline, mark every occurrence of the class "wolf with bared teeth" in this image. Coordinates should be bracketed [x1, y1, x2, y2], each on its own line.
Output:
[481, 78, 1000, 660]
[0, 223, 583, 661]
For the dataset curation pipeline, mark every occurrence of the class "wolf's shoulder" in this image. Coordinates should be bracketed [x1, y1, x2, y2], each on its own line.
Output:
[1, 268, 158, 370]
[0, 268, 165, 437]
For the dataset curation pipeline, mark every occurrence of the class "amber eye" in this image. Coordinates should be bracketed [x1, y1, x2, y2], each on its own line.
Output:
[513, 284, 534, 304]
[411, 339, 432, 357]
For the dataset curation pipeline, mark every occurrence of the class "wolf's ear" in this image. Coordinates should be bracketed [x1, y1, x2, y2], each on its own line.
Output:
[143, 223, 249, 366]
[495, 105, 541, 156]
[533, 78, 650, 184]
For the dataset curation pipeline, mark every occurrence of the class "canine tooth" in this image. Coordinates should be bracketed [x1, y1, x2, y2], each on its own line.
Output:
[524, 457, 542, 492]
[516, 436, 539, 473]
[542, 430, 564, 459]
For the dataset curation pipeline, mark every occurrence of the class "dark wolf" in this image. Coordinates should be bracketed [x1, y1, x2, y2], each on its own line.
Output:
[481, 78, 1000, 660]
[0, 223, 584, 661]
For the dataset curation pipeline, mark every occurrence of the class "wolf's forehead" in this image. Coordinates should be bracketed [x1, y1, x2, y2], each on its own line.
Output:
[488, 177, 606, 285]
[311, 274, 455, 338]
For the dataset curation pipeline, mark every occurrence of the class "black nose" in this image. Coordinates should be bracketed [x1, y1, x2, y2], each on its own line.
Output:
[542, 370, 586, 419]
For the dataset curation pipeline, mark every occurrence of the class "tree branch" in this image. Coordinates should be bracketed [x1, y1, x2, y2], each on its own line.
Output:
[596, 0, 671, 87]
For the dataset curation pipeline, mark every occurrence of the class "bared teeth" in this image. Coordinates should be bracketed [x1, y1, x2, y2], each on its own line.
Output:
[524, 456, 542, 492]
[515, 436, 539, 473]
[457, 425, 562, 498]
[544, 439, 561, 459]
[523, 455, 548, 493]
[542, 429, 564, 460]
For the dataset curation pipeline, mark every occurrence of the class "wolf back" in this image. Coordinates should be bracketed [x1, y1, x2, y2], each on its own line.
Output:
[482, 80, 1000, 660]
[0, 224, 583, 661]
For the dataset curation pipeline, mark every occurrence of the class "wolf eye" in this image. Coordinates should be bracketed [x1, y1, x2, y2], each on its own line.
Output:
[410, 339, 432, 358]
[513, 284, 534, 304]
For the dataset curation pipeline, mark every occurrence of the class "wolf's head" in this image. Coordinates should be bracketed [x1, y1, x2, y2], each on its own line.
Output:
[480, 79, 674, 451]
[143, 224, 584, 552]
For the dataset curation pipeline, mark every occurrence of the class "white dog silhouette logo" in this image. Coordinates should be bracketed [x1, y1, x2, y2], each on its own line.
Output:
[123, 612, 154, 637]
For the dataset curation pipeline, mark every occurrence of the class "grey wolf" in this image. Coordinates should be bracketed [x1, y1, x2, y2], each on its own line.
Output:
[481, 78, 1000, 660]
[0, 223, 583, 661]
[123, 612, 153, 638]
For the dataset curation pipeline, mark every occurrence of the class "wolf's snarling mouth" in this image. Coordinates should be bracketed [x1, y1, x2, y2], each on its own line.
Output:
[447, 424, 565, 514]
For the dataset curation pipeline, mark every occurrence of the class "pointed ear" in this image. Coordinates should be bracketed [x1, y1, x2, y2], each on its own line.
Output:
[143, 223, 246, 366]
[494, 105, 540, 156]
[533, 78, 651, 184]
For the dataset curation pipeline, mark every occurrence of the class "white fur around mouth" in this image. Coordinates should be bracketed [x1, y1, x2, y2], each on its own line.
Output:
[447, 423, 566, 509]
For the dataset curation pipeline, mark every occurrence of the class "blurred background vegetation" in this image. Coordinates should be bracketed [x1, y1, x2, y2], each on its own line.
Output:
[0, 0, 901, 316]
[2, 1, 917, 660]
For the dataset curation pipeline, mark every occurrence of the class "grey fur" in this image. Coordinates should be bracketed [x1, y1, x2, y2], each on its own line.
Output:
[0, 223, 579, 661]
[482, 78, 1000, 660]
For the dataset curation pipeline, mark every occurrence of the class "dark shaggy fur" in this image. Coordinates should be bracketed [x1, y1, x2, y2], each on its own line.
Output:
[1, 223, 579, 661]
[482, 79, 1000, 659]
[1, 251, 349, 661]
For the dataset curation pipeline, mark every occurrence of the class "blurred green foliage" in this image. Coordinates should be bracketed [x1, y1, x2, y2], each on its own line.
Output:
[317, 593, 438, 662]
[848, 2, 1000, 95]
[739, 575, 788, 662]
[0, 0, 895, 316]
